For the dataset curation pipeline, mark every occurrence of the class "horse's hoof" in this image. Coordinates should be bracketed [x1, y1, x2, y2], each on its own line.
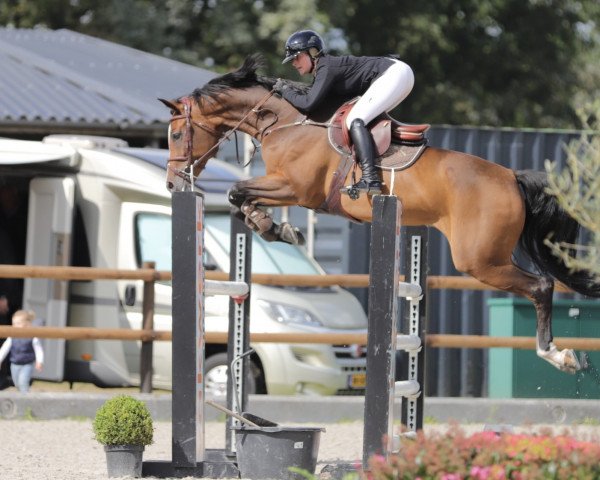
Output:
[295, 230, 306, 246]
[278, 223, 305, 246]
[561, 349, 581, 374]
[538, 345, 581, 374]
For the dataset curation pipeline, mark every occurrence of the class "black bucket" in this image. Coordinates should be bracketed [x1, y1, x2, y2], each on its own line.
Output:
[233, 425, 325, 480]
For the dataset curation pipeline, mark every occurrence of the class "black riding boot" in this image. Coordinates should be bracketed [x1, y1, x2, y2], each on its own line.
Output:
[342, 119, 382, 197]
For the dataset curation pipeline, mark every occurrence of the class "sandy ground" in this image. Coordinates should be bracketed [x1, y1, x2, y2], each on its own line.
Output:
[1, 418, 599, 480]
[2, 383, 600, 479]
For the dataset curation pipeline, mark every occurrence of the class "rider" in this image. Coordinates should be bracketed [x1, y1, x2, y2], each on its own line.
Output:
[274, 29, 415, 196]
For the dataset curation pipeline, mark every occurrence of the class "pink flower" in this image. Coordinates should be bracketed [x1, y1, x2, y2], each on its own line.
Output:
[470, 465, 491, 479]
[441, 474, 462, 480]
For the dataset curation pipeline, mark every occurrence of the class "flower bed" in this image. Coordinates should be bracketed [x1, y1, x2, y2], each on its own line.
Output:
[363, 427, 600, 479]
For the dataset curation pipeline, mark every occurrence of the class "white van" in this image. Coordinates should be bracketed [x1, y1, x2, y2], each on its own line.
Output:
[0, 135, 368, 395]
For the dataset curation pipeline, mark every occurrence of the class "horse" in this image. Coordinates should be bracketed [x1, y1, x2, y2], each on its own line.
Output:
[159, 55, 600, 374]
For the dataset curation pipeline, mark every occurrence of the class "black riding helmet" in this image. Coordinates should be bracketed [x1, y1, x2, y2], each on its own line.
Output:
[282, 30, 324, 64]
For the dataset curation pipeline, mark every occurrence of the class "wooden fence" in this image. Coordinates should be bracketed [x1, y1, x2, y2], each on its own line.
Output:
[3, 327, 600, 351]
[0, 264, 590, 394]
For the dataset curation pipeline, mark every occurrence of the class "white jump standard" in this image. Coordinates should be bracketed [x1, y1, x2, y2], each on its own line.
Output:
[142, 191, 252, 478]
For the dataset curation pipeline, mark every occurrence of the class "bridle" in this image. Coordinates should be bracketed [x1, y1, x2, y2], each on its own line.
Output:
[167, 90, 277, 188]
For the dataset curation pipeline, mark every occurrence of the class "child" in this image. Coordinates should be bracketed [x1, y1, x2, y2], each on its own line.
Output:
[0, 309, 44, 393]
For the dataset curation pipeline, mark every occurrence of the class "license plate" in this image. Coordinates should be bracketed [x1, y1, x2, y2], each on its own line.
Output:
[348, 373, 366, 389]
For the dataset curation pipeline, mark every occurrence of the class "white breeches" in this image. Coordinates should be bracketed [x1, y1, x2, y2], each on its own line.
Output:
[345, 60, 414, 128]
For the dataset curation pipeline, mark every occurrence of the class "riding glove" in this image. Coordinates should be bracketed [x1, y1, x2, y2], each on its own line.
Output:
[273, 78, 288, 95]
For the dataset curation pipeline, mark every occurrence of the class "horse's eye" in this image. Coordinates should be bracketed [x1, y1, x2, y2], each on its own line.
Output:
[172, 131, 182, 140]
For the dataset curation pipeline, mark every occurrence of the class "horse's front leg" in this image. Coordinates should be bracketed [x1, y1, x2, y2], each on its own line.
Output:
[227, 176, 305, 246]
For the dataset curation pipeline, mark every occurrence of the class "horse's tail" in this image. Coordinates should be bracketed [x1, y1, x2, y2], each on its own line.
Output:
[516, 170, 600, 297]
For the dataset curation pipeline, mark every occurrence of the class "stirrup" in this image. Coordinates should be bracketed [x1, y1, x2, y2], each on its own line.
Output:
[354, 178, 382, 194]
[340, 184, 361, 200]
[340, 179, 383, 200]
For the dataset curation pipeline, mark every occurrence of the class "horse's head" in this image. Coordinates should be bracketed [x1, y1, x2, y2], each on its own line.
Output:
[160, 55, 292, 192]
[159, 96, 222, 192]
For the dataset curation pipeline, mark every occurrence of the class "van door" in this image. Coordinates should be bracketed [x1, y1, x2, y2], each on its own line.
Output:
[118, 203, 173, 387]
[23, 177, 75, 382]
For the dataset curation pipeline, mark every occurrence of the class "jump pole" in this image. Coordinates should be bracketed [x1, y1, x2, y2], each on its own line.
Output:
[143, 191, 251, 478]
[362, 195, 427, 467]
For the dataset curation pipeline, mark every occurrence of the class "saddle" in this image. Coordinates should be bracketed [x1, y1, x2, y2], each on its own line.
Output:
[328, 98, 430, 158]
[317, 99, 430, 221]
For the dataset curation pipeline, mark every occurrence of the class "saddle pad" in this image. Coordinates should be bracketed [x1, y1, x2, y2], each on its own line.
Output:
[376, 143, 427, 171]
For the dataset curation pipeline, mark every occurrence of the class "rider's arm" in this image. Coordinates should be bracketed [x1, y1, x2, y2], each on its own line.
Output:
[281, 61, 334, 113]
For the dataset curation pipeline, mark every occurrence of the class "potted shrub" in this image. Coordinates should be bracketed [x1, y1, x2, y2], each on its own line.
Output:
[93, 395, 154, 478]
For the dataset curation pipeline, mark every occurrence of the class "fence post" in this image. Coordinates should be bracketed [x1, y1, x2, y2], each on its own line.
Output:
[226, 209, 252, 453]
[140, 261, 156, 393]
[363, 195, 402, 466]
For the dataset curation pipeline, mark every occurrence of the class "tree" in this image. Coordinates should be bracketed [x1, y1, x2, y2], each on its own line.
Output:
[331, 0, 599, 128]
[545, 100, 600, 276]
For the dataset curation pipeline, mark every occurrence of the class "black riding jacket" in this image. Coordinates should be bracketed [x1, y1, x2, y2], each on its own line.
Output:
[281, 54, 395, 113]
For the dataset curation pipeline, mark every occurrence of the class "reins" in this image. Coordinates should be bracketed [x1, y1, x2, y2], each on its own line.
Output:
[167, 87, 332, 187]
[264, 118, 332, 137]
[168, 90, 276, 185]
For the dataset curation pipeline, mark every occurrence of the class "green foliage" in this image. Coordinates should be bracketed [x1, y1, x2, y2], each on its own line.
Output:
[334, 0, 596, 127]
[363, 428, 600, 479]
[92, 395, 154, 446]
[545, 100, 600, 277]
[23, 407, 36, 421]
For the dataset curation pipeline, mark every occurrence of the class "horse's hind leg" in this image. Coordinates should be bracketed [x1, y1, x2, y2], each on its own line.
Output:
[526, 274, 580, 373]
[467, 263, 580, 373]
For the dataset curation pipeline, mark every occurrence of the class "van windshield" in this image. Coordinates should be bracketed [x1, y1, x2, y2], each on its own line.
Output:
[205, 213, 320, 275]
[135, 212, 320, 275]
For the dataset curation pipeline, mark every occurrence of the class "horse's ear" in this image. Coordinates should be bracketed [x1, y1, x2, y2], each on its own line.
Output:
[158, 98, 181, 114]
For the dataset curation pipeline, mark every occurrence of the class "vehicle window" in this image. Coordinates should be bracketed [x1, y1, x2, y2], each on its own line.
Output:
[134, 211, 320, 276]
[205, 213, 320, 275]
[135, 213, 172, 273]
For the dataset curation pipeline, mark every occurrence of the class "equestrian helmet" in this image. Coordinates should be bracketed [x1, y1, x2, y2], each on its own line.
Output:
[283, 30, 324, 64]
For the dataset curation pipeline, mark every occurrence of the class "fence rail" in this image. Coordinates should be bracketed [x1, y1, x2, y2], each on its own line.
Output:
[4, 327, 600, 351]
[0, 264, 586, 394]
[0, 264, 572, 292]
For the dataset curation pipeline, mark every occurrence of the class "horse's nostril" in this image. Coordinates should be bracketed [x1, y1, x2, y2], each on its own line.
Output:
[167, 181, 174, 191]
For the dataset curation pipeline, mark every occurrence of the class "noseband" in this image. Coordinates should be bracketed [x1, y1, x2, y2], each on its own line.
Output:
[167, 91, 276, 188]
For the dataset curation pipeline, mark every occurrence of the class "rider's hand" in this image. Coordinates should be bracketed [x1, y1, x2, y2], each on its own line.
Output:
[273, 78, 287, 95]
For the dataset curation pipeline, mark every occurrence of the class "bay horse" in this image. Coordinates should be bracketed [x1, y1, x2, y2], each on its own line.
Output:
[160, 55, 600, 374]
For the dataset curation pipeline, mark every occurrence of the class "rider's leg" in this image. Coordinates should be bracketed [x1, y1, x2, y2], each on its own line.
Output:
[343, 60, 414, 196]
[348, 119, 382, 194]
[346, 60, 414, 125]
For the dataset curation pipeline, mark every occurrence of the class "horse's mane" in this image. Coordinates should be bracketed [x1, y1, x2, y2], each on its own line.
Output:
[189, 54, 340, 120]
[190, 54, 311, 104]
[191, 55, 271, 102]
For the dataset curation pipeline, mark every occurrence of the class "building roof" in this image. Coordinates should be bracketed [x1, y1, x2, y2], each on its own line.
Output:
[0, 27, 216, 142]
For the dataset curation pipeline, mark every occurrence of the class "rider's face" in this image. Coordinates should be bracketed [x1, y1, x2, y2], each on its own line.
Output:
[292, 52, 313, 75]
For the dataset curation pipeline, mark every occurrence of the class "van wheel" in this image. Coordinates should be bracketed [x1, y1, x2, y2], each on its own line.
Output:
[204, 353, 257, 397]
